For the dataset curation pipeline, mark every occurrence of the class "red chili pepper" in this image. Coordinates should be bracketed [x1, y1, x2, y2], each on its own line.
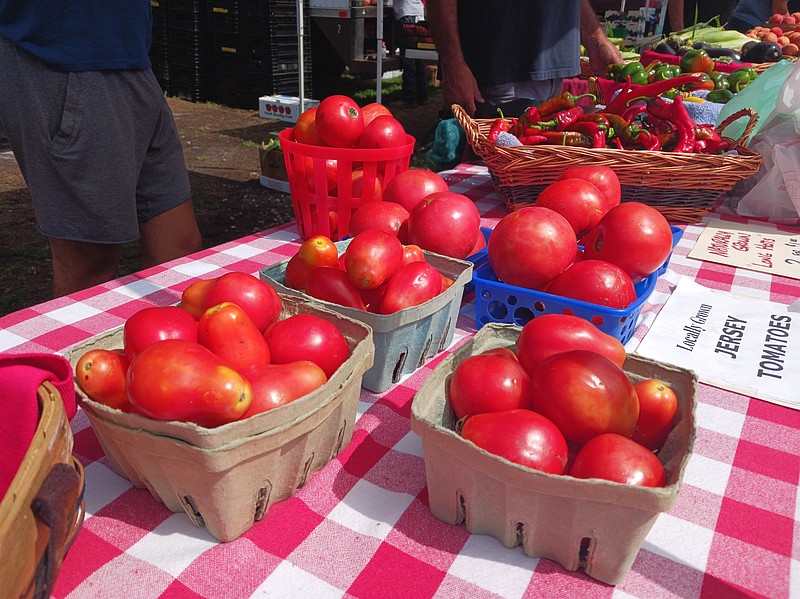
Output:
[634, 130, 661, 151]
[518, 134, 548, 145]
[611, 137, 625, 150]
[694, 125, 732, 154]
[565, 121, 606, 148]
[670, 96, 696, 153]
[488, 118, 512, 143]
[605, 73, 706, 115]
[539, 130, 593, 147]
[538, 106, 585, 130]
[577, 113, 611, 130]
[537, 91, 596, 118]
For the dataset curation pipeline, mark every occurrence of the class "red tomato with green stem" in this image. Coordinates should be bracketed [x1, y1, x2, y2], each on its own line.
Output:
[305, 266, 368, 310]
[240, 361, 328, 417]
[315, 95, 365, 148]
[74, 348, 131, 411]
[448, 348, 533, 419]
[460, 409, 569, 475]
[544, 259, 637, 309]
[535, 178, 607, 239]
[382, 169, 450, 213]
[345, 229, 404, 289]
[581, 202, 673, 283]
[123, 305, 198, 362]
[530, 349, 639, 444]
[126, 339, 253, 427]
[379, 260, 442, 314]
[569, 433, 666, 487]
[264, 313, 349, 379]
[515, 313, 626, 376]
[558, 165, 621, 213]
[631, 379, 679, 451]
[407, 191, 482, 260]
[197, 302, 272, 371]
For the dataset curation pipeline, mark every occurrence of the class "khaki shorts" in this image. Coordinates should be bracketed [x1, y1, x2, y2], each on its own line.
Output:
[0, 36, 191, 244]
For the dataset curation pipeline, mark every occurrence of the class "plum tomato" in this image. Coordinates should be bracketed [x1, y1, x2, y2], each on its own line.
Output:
[379, 260, 442, 314]
[197, 302, 272, 371]
[126, 339, 253, 427]
[263, 313, 349, 379]
[357, 114, 408, 149]
[74, 348, 130, 411]
[344, 229, 404, 290]
[631, 378, 679, 451]
[535, 178, 607, 239]
[581, 202, 673, 283]
[381, 169, 449, 213]
[448, 348, 533, 419]
[460, 409, 569, 475]
[123, 305, 198, 362]
[569, 433, 666, 487]
[241, 360, 328, 417]
[544, 259, 637, 309]
[406, 191, 481, 259]
[305, 266, 368, 310]
[315, 95, 364, 148]
[558, 165, 621, 213]
[515, 313, 626, 376]
[530, 349, 639, 444]
[487, 206, 577, 291]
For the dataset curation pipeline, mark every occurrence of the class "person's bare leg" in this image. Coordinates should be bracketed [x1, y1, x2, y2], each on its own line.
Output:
[49, 238, 123, 297]
[139, 199, 202, 267]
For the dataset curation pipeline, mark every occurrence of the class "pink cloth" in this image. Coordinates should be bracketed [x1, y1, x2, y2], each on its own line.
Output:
[0, 353, 77, 499]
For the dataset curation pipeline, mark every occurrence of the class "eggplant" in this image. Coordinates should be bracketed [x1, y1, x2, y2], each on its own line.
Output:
[693, 41, 712, 50]
[707, 47, 742, 61]
[741, 40, 758, 56]
[742, 41, 783, 63]
[654, 41, 677, 55]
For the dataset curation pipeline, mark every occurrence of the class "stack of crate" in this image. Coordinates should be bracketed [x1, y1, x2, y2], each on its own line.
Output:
[167, 0, 216, 103]
[150, 0, 171, 91]
[208, 0, 312, 109]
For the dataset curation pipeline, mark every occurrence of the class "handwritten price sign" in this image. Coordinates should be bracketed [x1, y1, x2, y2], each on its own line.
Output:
[690, 218, 800, 280]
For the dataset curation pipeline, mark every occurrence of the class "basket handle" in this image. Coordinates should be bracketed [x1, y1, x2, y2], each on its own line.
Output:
[30, 458, 86, 599]
[716, 107, 759, 148]
[452, 104, 494, 156]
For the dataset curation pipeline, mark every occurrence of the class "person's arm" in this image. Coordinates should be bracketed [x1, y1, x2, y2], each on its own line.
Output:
[425, 0, 484, 116]
[772, 0, 790, 15]
[580, 0, 623, 76]
[669, 0, 686, 31]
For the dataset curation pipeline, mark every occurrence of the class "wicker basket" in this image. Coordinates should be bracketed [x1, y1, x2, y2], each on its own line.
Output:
[0, 382, 86, 599]
[454, 104, 763, 224]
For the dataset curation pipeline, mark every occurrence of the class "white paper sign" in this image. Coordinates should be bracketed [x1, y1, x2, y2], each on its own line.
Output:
[688, 218, 800, 280]
[635, 278, 800, 409]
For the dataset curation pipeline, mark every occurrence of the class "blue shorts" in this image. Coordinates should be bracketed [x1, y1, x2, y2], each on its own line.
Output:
[0, 36, 191, 244]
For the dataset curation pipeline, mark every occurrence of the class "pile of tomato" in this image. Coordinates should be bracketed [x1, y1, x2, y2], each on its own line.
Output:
[449, 313, 679, 488]
[487, 165, 674, 309]
[74, 272, 351, 428]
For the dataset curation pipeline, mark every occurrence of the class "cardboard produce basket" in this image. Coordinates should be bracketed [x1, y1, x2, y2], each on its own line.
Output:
[0, 382, 85, 599]
[65, 295, 374, 543]
[260, 240, 473, 393]
[410, 323, 697, 585]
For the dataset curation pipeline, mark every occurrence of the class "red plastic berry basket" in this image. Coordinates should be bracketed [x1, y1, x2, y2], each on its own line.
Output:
[278, 128, 415, 241]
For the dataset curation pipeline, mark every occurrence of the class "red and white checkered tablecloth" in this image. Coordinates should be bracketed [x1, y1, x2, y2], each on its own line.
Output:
[2, 164, 799, 599]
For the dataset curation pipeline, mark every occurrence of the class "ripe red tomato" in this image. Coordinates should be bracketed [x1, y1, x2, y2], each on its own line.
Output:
[300, 156, 338, 193]
[74, 348, 131, 411]
[241, 361, 328, 417]
[535, 178, 607, 239]
[581, 202, 673, 283]
[305, 266, 368, 310]
[570, 433, 666, 487]
[460, 409, 569, 475]
[359, 283, 388, 313]
[381, 169, 449, 213]
[379, 260, 442, 314]
[123, 305, 198, 362]
[399, 244, 425, 266]
[406, 191, 481, 259]
[348, 201, 410, 240]
[361, 102, 393, 127]
[448, 348, 533, 419]
[297, 235, 340, 271]
[315, 95, 364, 148]
[357, 115, 408, 148]
[127, 339, 253, 427]
[344, 229, 404, 289]
[468, 229, 487, 257]
[488, 206, 577, 290]
[179, 278, 217, 320]
[202, 272, 283, 332]
[348, 169, 383, 208]
[531, 349, 639, 444]
[264, 313, 349, 379]
[558, 166, 621, 213]
[197, 302, 272, 371]
[515, 313, 626, 376]
[631, 379, 679, 451]
[545, 259, 637, 309]
[294, 107, 325, 146]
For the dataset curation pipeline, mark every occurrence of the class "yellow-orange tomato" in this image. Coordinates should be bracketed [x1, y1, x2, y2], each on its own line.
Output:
[75, 348, 130, 411]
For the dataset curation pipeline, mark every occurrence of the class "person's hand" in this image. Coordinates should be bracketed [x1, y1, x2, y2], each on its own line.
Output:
[771, 0, 789, 16]
[441, 60, 484, 117]
[585, 39, 623, 77]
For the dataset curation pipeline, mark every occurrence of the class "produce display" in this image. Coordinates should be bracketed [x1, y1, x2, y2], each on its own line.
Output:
[73, 272, 353, 425]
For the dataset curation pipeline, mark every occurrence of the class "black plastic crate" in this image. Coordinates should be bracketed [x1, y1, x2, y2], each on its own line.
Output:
[168, 29, 214, 67]
[171, 65, 216, 102]
[168, 6, 208, 31]
[207, 0, 241, 33]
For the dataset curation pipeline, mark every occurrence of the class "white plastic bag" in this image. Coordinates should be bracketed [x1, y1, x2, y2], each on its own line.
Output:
[730, 59, 800, 220]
